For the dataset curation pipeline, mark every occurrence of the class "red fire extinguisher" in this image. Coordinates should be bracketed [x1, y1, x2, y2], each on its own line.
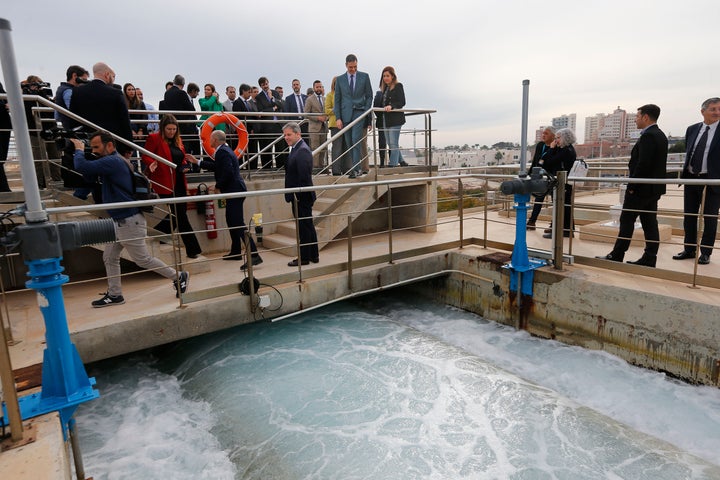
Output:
[205, 198, 218, 239]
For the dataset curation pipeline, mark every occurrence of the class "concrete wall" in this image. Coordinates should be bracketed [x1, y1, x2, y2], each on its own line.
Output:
[71, 246, 719, 386]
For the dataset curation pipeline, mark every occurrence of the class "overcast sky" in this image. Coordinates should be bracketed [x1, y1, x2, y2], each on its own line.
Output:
[2, 0, 717, 147]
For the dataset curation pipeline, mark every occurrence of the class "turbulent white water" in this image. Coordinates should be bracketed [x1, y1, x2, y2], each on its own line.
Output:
[77, 291, 720, 479]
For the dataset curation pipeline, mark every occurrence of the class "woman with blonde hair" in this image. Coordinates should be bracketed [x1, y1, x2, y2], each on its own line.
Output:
[325, 76, 345, 176]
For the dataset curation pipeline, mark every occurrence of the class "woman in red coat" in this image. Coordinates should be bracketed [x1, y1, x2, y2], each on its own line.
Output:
[141, 114, 202, 258]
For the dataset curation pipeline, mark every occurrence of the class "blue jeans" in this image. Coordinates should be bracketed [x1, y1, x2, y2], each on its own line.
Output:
[384, 125, 403, 166]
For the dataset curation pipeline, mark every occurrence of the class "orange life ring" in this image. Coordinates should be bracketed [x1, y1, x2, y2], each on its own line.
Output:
[200, 112, 249, 158]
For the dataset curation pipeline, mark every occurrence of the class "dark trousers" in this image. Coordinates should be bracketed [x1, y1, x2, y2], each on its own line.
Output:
[155, 194, 202, 257]
[329, 127, 346, 175]
[226, 197, 257, 256]
[293, 196, 319, 261]
[529, 193, 546, 223]
[377, 127, 387, 167]
[612, 193, 660, 256]
[682, 183, 720, 256]
[0, 127, 11, 192]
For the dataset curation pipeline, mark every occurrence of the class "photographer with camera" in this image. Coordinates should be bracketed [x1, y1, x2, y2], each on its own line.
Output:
[71, 132, 189, 307]
[0, 82, 11, 192]
[22, 75, 61, 187]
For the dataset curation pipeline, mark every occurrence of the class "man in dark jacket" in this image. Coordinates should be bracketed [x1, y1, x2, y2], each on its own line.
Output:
[597, 104, 668, 267]
[194, 130, 262, 270]
[283, 122, 319, 266]
[69, 62, 133, 155]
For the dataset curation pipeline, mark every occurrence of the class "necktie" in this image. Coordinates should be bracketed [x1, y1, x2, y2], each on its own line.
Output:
[318, 94, 324, 108]
[245, 100, 250, 111]
[297, 94, 303, 112]
[690, 125, 710, 174]
[350, 74, 355, 92]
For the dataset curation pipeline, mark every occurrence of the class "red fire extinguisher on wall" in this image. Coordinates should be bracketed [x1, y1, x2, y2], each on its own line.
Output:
[205, 197, 218, 239]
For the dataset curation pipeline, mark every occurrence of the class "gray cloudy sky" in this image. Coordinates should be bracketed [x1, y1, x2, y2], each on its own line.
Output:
[2, 0, 717, 147]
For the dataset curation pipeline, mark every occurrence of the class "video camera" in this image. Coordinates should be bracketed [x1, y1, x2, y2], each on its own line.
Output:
[41, 126, 90, 145]
[21, 81, 53, 98]
[500, 167, 557, 196]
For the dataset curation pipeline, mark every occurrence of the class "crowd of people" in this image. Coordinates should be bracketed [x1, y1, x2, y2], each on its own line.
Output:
[1, 53, 409, 306]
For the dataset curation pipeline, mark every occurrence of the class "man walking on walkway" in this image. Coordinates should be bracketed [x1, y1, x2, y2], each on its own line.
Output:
[72, 133, 188, 307]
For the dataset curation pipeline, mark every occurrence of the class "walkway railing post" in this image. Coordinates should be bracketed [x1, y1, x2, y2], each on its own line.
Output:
[553, 171, 567, 270]
[458, 178, 464, 248]
[387, 188, 394, 263]
[347, 215, 353, 290]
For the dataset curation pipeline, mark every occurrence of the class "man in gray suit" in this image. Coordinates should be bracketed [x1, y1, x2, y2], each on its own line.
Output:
[334, 54, 373, 178]
[304, 80, 328, 168]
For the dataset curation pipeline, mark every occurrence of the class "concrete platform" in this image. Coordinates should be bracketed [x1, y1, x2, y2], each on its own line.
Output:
[579, 220, 673, 246]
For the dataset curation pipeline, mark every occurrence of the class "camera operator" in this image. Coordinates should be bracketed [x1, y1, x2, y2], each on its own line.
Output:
[0, 82, 11, 192]
[22, 75, 61, 188]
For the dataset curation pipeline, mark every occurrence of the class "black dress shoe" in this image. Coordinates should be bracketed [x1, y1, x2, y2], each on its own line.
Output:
[288, 258, 310, 267]
[672, 250, 695, 260]
[596, 252, 623, 262]
[310, 258, 319, 263]
[240, 255, 264, 271]
[542, 232, 552, 238]
[222, 253, 243, 261]
[698, 254, 710, 265]
[626, 255, 656, 267]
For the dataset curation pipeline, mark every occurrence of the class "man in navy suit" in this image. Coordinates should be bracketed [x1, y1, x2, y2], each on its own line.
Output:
[194, 130, 262, 270]
[283, 122, 319, 266]
[597, 104, 667, 267]
[255, 76, 287, 169]
[673, 97, 720, 265]
[334, 54, 373, 178]
[69, 62, 133, 155]
[232, 83, 259, 169]
[284, 79, 309, 144]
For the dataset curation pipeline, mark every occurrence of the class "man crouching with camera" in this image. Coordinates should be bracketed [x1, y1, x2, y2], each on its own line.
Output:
[71, 132, 189, 307]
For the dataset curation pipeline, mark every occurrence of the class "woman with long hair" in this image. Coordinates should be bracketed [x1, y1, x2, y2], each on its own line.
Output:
[380, 66, 407, 167]
[141, 114, 202, 258]
[123, 83, 147, 139]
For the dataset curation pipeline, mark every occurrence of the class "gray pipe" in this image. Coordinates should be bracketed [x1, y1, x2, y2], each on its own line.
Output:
[519, 79, 530, 176]
[0, 18, 46, 223]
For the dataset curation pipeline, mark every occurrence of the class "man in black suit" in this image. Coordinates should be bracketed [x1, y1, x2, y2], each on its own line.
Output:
[673, 97, 720, 265]
[193, 130, 262, 270]
[598, 104, 668, 267]
[232, 84, 259, 169]
[160, 74, 200, 160]
[283, 122, 319, 266]
[255, 76, 287, 169]
[69, 62, 133, 155]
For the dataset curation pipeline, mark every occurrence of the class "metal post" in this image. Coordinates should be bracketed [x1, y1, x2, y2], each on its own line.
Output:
[68, 418, 86, 480]
[458, 179, 464, 248]
[519, 80, 530, 176]
[0, 303, 22, 441]
[347, 215, 353, 290]
[0, 18, 46, 223]
[387, 188, 393, 263]
[553, 171, 567, 270]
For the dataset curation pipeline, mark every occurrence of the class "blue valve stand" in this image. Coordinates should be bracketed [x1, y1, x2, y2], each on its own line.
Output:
[11, 257, 99, 439]
[502, 193, 547, 296]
